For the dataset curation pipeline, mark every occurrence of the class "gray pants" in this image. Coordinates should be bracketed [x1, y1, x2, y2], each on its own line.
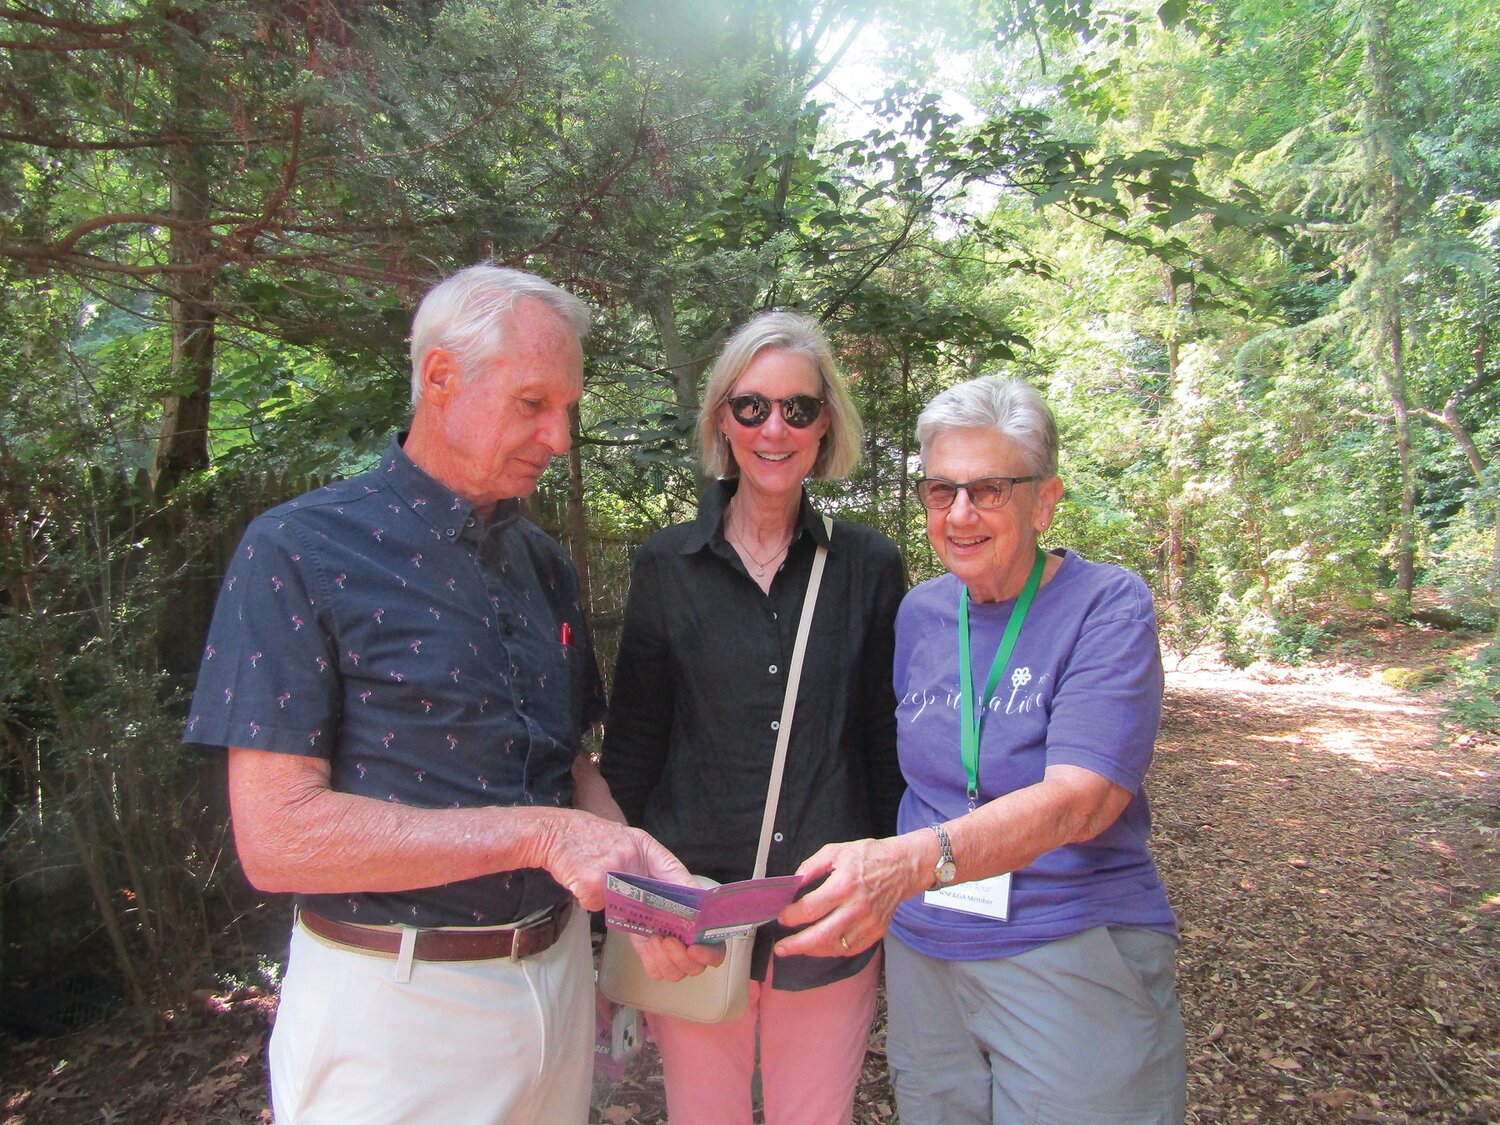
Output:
[885, 926, 1186, 1124]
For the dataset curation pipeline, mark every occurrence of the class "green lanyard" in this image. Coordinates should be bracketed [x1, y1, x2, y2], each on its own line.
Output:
[958, 547, 1047, 810]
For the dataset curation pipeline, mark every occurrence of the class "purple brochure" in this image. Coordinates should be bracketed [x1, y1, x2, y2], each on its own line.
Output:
[604, 871, 804, 944]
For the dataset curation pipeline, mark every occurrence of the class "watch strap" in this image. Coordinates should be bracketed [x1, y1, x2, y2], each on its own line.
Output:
[928, 823, 955, 888]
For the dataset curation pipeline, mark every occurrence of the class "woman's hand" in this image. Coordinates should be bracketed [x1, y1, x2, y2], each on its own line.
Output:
[629, 932, 726, 980]
[772, 832, 931, 958]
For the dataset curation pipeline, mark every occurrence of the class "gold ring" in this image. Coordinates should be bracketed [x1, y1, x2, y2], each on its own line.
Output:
[839, 935, 850, 951]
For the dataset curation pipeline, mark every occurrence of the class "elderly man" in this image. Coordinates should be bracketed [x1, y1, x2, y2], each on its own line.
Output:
[185, 265, 692, 1123]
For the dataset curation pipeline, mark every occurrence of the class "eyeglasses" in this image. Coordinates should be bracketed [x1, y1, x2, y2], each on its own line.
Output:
[725, 392, 826, 429]
[915, 475, 1038, 510]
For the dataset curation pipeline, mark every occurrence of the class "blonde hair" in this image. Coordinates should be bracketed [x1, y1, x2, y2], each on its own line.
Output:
[695, 311, 863, 480]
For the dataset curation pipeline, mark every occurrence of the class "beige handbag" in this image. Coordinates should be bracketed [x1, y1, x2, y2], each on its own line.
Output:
[598, 522, 830, 1024]
[600, 875, 754, 1023]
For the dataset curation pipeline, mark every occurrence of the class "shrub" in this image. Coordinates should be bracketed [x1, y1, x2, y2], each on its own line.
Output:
[1444, 643, 1500, 735]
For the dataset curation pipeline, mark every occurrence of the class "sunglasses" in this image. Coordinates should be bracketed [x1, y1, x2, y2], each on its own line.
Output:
[915, 475, 1038, 510]
[725, 392, 826, 429]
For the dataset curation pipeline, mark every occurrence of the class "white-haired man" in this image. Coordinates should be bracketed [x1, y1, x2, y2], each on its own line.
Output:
[187, 265, 694, 1123]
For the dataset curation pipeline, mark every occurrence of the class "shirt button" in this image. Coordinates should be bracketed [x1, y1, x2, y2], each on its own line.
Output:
[770, 720, 779, 731]
[445, 528, 456, 538]
[773, 832, 784, 843]
[768, 664, 778, 674]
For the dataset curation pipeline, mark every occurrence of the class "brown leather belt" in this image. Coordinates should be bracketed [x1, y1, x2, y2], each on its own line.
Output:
[298, 902, 571, 963]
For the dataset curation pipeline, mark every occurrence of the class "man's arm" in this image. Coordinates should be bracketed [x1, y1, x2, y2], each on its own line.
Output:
[228, 746, 688, 912]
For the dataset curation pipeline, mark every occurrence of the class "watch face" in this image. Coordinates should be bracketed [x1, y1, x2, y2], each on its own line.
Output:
[935, 859, 957, 884]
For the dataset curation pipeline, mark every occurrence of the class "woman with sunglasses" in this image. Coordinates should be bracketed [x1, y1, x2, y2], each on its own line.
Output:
[599, 311, 905, 1125]
[774, 376, 1186, 1124]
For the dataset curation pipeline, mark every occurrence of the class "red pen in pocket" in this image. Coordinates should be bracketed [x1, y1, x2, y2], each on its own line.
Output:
[560, 622, 573, 648]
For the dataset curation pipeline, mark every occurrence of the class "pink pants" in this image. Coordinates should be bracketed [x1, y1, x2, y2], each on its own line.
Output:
[647, 951, 880, 1125]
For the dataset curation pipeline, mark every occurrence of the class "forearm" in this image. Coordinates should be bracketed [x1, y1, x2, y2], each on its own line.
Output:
[572, 753, 627, 825]
[228, 746, 690, 912]
[774, 765, 1131, 958]
[229, 757, 569, 894]
[941, 764, 1132, 884]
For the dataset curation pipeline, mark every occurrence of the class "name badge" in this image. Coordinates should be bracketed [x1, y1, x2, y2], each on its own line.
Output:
[922, 872, 1012, 921]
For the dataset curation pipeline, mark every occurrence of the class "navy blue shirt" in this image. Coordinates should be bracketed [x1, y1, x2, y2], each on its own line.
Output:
[185, 437, 605, 927]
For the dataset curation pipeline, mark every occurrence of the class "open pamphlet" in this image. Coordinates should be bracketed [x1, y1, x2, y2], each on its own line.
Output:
[603, 871, 804, 945]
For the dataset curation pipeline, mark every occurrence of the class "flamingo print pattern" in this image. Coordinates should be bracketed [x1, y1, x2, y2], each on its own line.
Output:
[183, 438, 604, 928]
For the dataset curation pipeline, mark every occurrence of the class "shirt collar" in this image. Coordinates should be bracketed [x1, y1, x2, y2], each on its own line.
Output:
[379, 434, 522, 539]
[682, 479, 831, 554]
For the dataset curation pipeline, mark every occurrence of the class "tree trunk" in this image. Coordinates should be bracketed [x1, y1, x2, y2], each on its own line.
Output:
[648, 295, 720, 492]
[1381, 307, 1417, 598]
[1162, 266, 1187, 605]
[1362, 5, 1416, 600]
[152, 17, 217, 489]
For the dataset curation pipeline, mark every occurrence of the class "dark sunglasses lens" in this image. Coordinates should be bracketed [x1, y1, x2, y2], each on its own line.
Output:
[729, 394, 771, 426]
[782, 395, 823, 428]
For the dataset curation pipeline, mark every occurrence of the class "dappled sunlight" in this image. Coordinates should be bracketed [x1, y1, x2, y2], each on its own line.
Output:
[1425, 838, 1457, 860]
[1163, 664, 1451, 775]
[1301, 725, 1389, 765]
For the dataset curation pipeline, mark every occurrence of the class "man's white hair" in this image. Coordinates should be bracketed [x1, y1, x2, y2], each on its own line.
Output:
[408, 265, 589, 403]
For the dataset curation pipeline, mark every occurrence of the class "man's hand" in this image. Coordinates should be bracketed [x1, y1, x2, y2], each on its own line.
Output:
[536, 812, 695, 913]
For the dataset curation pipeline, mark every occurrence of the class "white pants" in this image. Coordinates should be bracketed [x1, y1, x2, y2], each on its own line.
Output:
[269, 906, 593, 1124]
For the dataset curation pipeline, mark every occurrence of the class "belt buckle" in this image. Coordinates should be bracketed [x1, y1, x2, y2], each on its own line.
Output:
[508, 905, 555, 962]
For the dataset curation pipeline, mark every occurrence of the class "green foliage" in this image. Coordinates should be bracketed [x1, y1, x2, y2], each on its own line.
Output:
[1429, 517, 1500, 629]
[1216, 609, 1333, 669]
[0, 463, 219, 1026]
[1443, 644, 1500, 734]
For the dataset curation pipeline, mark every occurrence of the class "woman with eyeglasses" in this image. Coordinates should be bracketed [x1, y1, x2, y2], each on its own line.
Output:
[774, 375, 1186, 1124]
[598, 311, 905, 1125]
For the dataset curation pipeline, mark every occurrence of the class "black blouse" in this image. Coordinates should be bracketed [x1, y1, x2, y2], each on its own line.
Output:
[601, 480, 905, 990]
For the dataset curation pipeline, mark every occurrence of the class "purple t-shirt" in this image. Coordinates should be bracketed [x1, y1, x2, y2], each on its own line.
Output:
[889, 549, 1176, 960]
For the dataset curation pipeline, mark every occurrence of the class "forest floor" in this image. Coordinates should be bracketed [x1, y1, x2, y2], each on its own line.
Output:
[1, 620, 1496, 1124]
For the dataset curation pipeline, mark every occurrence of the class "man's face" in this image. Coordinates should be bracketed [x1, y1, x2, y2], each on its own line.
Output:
[414, 298, 584, 509]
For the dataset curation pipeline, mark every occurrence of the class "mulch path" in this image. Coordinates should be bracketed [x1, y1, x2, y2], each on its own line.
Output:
[3, 624, 1496, 1123]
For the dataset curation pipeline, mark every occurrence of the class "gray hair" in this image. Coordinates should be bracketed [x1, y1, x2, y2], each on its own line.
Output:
[917, 376, 1059, 478]
[409, 265, 590, 403]
[695, 311, 863, 481]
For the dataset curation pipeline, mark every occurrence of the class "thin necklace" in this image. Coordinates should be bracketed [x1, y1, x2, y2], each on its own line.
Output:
[736, 534, 790, 577]
[729, 510, 792, 577]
